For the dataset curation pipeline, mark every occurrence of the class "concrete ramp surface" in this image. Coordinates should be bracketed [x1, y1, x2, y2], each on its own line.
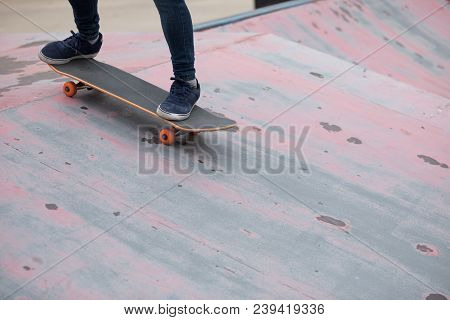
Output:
[0, 0, 449, 299]
[210, 0, 450, 98]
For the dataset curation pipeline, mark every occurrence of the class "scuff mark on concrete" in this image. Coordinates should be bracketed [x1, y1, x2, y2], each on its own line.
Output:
[316, 215, 346, 227]
[347, 137, 362, 144]
[320, 122, 342, 132]
[416, 244, 439, 256]
[45, 204, 58, 210]
[310, 72, 324, 78]
[417, 155, 448, 169]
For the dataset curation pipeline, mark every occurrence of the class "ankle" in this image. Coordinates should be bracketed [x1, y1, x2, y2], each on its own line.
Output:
[77, 32, 100, 44]
[87, 35, 100, 45]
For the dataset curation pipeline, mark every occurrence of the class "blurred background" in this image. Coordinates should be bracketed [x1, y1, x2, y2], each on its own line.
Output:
[0, 0, 262, 33]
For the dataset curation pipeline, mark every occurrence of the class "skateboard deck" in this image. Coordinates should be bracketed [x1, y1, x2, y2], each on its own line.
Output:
[48, 59, 237, 144]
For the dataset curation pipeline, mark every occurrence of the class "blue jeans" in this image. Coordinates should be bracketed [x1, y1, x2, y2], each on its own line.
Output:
[68, 0, 196, 80]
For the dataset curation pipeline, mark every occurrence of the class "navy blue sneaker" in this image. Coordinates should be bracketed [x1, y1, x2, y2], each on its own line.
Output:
[38, 31, 102, 65]
[157, 77, 201, 121]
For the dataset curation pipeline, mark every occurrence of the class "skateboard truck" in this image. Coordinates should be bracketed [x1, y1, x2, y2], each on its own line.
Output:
[158, 127, 196, 145]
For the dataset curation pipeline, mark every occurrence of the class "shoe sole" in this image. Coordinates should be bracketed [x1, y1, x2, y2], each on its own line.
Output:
[156, 94, 199, 121]
[38, 50, 98, 65]
[156, 105, 192, 121]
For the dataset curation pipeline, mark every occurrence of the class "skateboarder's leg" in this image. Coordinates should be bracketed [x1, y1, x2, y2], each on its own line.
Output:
[38, 0, 102, 64]
[68, 0, 100, 41]
[153, 0, 196, 81]
[154, 0, 200, 121]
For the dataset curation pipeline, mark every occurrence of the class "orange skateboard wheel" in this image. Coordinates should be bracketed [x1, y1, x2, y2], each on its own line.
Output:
[159, 128, 175, 145]
[63, 81, 77, 97]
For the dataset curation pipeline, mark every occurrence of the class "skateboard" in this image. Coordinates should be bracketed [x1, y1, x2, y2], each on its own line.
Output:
[47, 59, 237, 145]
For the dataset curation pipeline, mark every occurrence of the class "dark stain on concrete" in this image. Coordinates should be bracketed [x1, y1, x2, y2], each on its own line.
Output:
[23, 266, 31, 271]
[347, 137, 362, 144]
[416, 244, 434, 254]
[316, 215, 346, 227]
[320, 122, 342, 132]
[45, 203, 58, 210]
[65, 162, 71, 165]
[17, 40, 50, 49]
[1, 70, 58, 97]
[310, 72, 324, 79]
[426, 293, 447, 300]
[0, 56, 35, 75]
[336, 26, 342, 32]
[418, 154, 439, 165]
[15, 71, 57, 87]
[113, 211, 120, 216]
[417, 155, 448, 169]
[248, 97, 255, 101]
